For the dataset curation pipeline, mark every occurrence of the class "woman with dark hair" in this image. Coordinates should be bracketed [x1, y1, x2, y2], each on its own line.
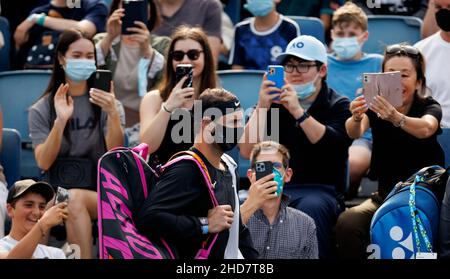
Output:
[335, 43, 445, 259]
[28, 29, 125, 259]
[139, 25, 217, 165]
[94, 0, 171, 132]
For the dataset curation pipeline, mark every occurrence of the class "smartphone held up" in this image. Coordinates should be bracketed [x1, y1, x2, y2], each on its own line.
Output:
[121, 0, 147, 35]
[267, 65, 284, 101]
[362, 71, 402, 108]
[176, 64, 193, 89]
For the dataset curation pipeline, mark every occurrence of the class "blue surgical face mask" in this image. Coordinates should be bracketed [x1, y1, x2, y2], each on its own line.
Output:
[273, 167, 284, 196]
[292, 74, 319, 100]
[244, 0, 274, 17]
[64, 59, 96, 82]
[332, 36, 361, 60]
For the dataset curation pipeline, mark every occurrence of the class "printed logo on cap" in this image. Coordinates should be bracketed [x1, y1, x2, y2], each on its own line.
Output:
[290, 41, 304, 49]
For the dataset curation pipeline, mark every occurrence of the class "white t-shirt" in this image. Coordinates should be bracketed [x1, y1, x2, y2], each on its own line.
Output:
[0, 235, 66, 259]
[415, 31, 450, 128]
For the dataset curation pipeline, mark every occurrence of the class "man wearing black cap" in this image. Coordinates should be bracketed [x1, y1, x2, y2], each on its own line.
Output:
[136, 88, 257, 259]
[0, 179, 68, 259]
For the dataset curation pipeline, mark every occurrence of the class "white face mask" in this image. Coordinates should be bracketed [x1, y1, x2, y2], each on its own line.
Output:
[292, 74, 320, 100]
[332, 36, 362, 60]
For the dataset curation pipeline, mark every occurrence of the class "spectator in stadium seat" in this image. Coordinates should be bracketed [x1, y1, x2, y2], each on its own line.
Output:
[28, 29, 125, 258]
[139, 26, 218, 165]
[0, 179, 68, 259]
[229, 0, 299, 70]
[239, 35, 353, 258]
[153, 0, 223, 64]
[94, 0, 171, 145]
[336, 43, 444, 259]
[351, 0, 429, 18]
[13, 0, 107, 69]
[415, 0, 450, 128]
[275, 0, 342, 38]
[240, 141, 319, 259]
[327, 2, 383, 199]
[0, 108, 7, 238]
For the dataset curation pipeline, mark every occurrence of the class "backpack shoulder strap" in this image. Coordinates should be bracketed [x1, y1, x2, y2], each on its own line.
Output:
[165, 150, 220, 258]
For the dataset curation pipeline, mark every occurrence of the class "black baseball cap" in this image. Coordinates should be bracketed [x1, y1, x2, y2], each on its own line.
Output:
[7, 179, 55, 204]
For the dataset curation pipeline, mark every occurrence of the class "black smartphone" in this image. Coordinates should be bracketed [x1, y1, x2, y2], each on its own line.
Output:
[54, 187, 70, 205]
[121, 0, 147, 35]
[176, 64, 193, 88]
[93, 70, 112, 92]
[255, 161, 274, 181]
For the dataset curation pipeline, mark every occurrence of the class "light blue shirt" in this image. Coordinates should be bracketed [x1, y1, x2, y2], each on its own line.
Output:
[327, 52, 383, 141]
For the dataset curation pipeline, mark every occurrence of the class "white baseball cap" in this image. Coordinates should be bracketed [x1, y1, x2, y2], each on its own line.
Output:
[276, 35, 327, 65]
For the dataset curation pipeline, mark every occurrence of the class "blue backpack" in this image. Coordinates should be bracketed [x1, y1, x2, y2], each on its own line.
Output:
[369, 165, 449, 259]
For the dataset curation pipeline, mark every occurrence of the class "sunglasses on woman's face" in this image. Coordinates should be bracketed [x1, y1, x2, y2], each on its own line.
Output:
[171, 49, 203, 61]
[385, 44, 420, 56]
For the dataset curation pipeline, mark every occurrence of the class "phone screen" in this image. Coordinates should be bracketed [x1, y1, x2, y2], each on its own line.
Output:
[54, 187, 70, 205]
[121, 0, 147, 35]
[176, 64, 193, 88]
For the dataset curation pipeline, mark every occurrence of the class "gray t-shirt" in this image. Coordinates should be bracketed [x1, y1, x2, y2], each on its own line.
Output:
[0, 235, 66, 259]
[154, 0, 222, 38]
[28, 93, 125, 163]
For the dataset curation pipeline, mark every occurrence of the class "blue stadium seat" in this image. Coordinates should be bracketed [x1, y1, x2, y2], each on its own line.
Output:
[438, 128, 450, 168]
[0, 70, 52, 178]
[0, 128, 21, 188]
[363, 15, 423, 54]
[217, 70, 264, 178]
[0, 16, 11, 72]
[287, 16, 325, 44]
[224, 0, 241, 25]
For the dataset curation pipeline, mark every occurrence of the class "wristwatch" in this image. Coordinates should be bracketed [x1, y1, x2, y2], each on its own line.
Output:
[295, 111, 310, 126]
[199, 217, 209, 234]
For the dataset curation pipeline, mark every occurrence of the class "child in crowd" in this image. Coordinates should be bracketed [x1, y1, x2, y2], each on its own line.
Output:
[327, 2, 383, 199]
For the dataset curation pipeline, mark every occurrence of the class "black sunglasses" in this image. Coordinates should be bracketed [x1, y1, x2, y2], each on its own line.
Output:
[171, 49, 203, 61]
[385, 44, 420, 56]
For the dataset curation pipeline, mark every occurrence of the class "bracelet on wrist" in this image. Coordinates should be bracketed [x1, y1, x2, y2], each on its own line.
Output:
[394, 114, 406, 128]
[36, 14, 46, 26]
[295, 111, 310, 126]
[162, 103, 172, 114]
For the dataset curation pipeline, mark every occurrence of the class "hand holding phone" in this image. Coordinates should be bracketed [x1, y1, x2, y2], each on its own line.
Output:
[363, 71, 402, 107]
[267, 65, 284, 101]
[93, 70, 112, 92]
[54, 187, 70, 205]
[121, 0, 147, 35]
[176, 64, 193, 89]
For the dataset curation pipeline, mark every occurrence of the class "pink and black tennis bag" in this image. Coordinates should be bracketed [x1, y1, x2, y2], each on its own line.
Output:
[97, 143, 219, 259]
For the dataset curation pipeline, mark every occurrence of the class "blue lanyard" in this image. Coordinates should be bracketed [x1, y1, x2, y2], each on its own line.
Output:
[409, 175, 433, 254]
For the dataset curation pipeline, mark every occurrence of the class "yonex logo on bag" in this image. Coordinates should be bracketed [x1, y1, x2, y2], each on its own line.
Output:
[367, 226, 414, 259]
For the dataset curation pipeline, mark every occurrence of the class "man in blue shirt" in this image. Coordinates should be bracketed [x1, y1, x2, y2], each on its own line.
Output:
[229, 0, 299, 70]
[327, 2, 383, 199]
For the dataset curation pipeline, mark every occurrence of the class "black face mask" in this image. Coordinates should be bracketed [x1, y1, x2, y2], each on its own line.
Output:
[436, 8, 450, 32]
[212, 123, 244, 152]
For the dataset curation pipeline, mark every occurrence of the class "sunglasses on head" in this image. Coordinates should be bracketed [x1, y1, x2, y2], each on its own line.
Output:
[171, 49, 203, 61]
[385, 44, 420, 56]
